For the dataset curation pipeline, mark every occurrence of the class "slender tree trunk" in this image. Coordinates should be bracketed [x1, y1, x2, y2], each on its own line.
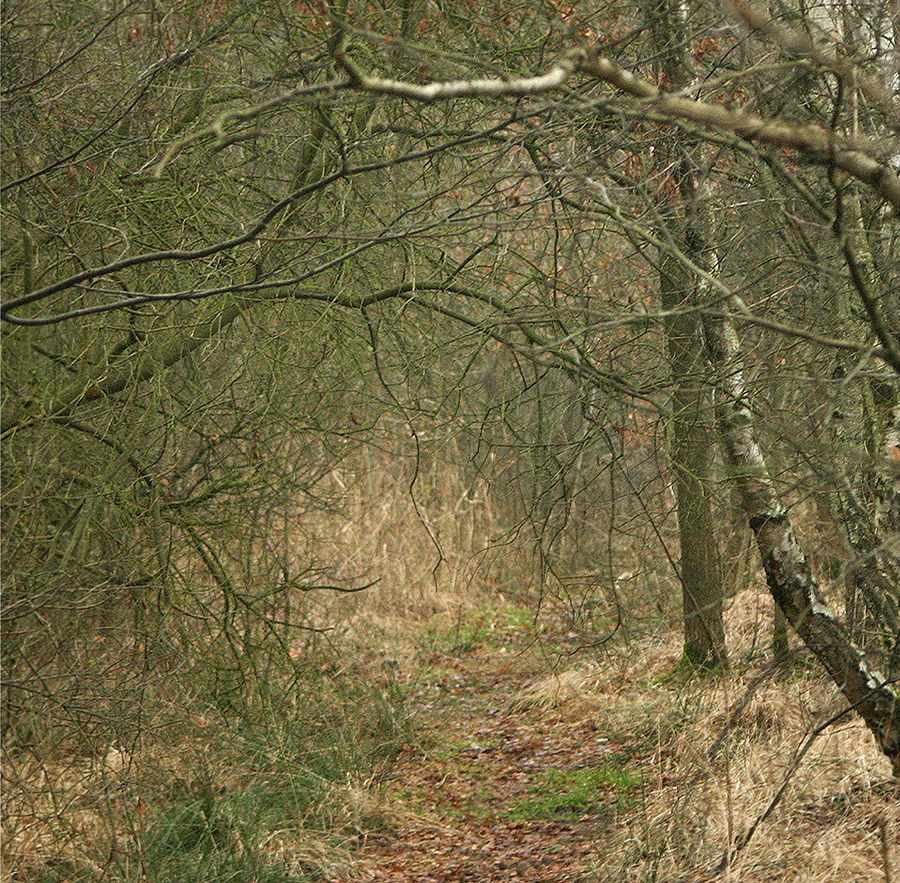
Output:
[828, 15, 900, 647]
[661, 257, 727, 668]
[646, 0, 726, 668]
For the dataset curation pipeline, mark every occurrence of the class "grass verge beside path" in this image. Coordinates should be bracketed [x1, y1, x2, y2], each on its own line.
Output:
[338, 590, 898, 882]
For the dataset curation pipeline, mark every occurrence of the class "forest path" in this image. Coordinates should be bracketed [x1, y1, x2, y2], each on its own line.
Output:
[340, 626, 644, 883]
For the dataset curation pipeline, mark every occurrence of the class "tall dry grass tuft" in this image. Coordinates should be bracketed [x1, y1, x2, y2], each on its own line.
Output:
[290, 445, 540, 655]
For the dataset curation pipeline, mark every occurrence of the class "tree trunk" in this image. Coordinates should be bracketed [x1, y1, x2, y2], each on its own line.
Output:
[701, 310, 900, 774]
[646, 0, 726, 669]
[661, 258, 727, 668]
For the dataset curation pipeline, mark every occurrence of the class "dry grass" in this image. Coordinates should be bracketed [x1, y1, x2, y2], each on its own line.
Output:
[4, 448, 897, 882]
[509, 586, 898, 881]
[0, 705, 407, 882]
[0, 453, 503, 883]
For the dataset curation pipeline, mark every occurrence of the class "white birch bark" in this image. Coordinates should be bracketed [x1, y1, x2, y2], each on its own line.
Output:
[701, 310, 900, 773]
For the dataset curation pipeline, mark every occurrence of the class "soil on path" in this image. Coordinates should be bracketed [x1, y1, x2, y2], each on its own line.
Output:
[338, 643, 641, 883]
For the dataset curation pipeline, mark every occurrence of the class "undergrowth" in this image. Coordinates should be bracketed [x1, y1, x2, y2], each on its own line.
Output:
[4, 510, 897, 883]
[2, 635, 411, 883]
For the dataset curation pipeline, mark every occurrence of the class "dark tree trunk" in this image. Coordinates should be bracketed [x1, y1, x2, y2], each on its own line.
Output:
[646, 0, 727, 669]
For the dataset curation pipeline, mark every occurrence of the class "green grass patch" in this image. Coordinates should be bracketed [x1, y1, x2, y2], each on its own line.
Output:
[141, 780, 330, 883]
[508, 765, 641, 821]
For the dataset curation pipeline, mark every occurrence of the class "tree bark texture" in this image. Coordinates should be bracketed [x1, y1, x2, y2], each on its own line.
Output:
[702, 313, 900, 774]
[646, 0, 726, 668]
[660, 255, 727, 668]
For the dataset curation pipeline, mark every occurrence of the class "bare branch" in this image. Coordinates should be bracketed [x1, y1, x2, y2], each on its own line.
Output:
[152, 77, 352, 177]
[576, 50, 900, 212]
[727, 0, 900, 133]
[332, 46, 900, 210]
[334, 47, 585, 100]
[1, 120, 519, 322]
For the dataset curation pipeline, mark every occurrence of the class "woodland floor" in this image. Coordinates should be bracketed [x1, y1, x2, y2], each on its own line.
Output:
[4, 592, 895, 882]
[332, 596, 898, 883]
[333, 611, 672, 883]
[344, 665, 621, 881]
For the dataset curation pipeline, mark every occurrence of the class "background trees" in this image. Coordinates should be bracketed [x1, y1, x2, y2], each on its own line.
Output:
[2, 0, 898, 878]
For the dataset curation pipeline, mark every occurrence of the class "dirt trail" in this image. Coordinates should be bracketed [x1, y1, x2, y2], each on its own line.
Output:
[340, 647, 637, 883]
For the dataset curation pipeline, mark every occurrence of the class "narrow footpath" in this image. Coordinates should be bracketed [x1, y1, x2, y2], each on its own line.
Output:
[340, 638, 642, 883]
